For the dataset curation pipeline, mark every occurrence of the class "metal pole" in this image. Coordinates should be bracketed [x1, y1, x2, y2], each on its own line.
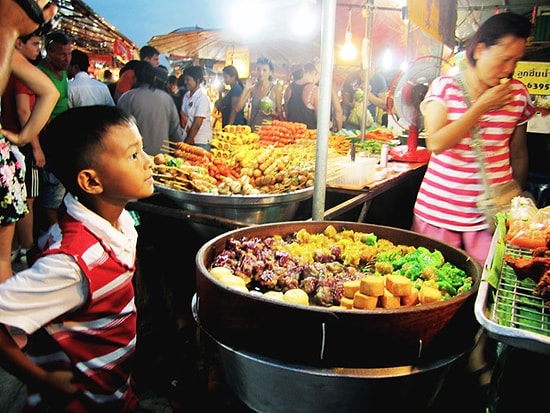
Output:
[312, 0, 337, 221]
[360, 0, 374, 141]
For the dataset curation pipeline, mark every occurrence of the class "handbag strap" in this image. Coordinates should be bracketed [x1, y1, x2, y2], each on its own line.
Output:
[455, 73, 494, 198]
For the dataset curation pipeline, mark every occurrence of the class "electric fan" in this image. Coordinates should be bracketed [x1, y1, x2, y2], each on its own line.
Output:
[387, 56, 450, 162]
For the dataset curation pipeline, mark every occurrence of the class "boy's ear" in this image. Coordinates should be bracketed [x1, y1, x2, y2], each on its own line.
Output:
[77, 169, 103, 195]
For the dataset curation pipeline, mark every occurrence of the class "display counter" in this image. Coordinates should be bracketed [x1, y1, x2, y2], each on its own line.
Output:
[127, 161, 427, 232]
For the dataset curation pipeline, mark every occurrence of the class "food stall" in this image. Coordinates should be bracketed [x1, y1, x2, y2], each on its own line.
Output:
[53, 0, 139, 78]
[131, 1, 547, 411]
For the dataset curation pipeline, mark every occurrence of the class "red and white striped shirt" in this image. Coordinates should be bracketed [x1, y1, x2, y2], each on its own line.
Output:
[25, 209, 139, 412]
[413, 75, 535, 231]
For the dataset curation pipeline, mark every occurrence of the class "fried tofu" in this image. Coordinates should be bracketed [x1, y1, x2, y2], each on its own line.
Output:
[360, 275, 385, 296]
[385, 274, 412, 297]
[401, 286, 419, 307]
[381, 289, 401, 309]
[419, 285, 442, 304]
[343, 279, 361, 299]
[353, 291, 378, 310]
[340, 296, 354, 309]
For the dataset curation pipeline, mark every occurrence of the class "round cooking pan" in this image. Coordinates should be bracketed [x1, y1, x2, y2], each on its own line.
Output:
[195, 221, 482, 368]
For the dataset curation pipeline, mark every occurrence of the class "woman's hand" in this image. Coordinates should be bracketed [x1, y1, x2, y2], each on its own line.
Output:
[477, 82, 516, 112]
[244, 77, 257, 91]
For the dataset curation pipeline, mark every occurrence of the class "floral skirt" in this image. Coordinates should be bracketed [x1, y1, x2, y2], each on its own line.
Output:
[0, 137, 28, 225]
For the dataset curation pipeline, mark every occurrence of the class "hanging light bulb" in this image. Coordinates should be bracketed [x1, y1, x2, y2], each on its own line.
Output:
[340, 9, 357, 61]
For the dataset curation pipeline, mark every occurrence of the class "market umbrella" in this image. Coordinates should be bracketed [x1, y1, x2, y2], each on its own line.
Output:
[148, 25, 321, 67]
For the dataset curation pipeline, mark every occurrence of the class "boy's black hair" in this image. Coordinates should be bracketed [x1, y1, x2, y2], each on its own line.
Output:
[139, 45, 160, 60]
[19, 28, 42, 43]
[70, 49, 89, 73]
[41, 106, 136, 196]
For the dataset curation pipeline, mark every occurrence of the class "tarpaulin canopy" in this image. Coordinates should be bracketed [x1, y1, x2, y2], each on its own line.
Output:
[147, 1, 409, 69]
[148, 25, 321, 67]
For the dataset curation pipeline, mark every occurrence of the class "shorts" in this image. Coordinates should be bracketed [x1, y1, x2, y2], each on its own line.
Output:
[20, 145, 39, 198]
[0, 141, 28, 225]
[40, 168, 65, 209]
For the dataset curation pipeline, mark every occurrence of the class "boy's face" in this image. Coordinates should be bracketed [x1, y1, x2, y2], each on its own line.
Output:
[95, 123, 154, 203]
[144, 54, 160, 67]
[16, 35, 41, 61]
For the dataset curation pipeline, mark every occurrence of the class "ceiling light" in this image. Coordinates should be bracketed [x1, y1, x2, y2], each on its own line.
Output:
[340, 9, 357, 61]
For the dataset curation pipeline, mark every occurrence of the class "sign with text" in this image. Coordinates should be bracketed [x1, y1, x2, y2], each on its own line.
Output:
[514, 61, 550, 96]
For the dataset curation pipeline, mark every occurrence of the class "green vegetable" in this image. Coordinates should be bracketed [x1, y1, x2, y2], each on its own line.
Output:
[363, 233, 377, 246]
[167, 156, 183, 167]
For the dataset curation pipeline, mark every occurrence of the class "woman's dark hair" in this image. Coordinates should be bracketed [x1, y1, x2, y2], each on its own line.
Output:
[153, 66, 168, 90]
[133, 61, 156, 88]
[465, 12, 532, 66]
[256, 56, 273, 72]
[183, 65, 204, 84]
[120, 59, 140, 76]
[223, 65, 243, 88]
[41, 106, 136, 196]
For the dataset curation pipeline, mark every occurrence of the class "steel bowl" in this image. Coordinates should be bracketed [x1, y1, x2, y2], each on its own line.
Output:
[195, 221, 482, 368]
[212, 336, 465, 413]
[155, 184, 313, 236]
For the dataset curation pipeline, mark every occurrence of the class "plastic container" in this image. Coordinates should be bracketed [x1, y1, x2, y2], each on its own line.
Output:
[328, 156, 378, 189]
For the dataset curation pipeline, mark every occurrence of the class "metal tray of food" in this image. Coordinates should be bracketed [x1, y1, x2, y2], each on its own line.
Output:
[475, 234, 550, 355]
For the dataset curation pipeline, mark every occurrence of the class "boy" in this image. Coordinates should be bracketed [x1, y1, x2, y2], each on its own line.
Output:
[0, 105, 154, 412]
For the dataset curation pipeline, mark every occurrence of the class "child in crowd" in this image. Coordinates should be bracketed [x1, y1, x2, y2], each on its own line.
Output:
[0, 105, 154, 412]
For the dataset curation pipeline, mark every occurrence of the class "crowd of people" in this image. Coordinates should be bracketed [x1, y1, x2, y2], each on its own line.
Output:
[0, 1, 542, 412]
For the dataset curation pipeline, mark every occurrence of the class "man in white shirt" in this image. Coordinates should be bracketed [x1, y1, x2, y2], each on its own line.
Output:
[68, 49, 114, 108]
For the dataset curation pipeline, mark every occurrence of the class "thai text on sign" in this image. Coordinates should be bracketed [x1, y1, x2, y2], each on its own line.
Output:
[514, 61, 550, 96]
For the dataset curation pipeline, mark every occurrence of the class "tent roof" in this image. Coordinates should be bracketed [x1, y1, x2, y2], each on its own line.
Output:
[148, 0, 539, 69]
[55, 0, 139, 60]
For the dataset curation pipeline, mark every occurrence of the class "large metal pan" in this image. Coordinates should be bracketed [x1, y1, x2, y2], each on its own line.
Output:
[195, 221, 482, 368]
[155, 184, 313, 236]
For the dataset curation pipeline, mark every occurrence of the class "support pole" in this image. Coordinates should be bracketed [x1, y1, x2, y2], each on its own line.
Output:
[312, 0, 337, 221]
[360, 0, 375, 141]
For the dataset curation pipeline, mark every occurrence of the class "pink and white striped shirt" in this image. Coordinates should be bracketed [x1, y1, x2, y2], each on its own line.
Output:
[413, 75, 535, 232]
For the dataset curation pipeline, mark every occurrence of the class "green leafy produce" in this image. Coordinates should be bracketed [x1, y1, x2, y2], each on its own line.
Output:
[373, 245, 472, 299]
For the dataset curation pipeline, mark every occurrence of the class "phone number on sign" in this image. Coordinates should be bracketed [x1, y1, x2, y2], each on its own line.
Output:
[526, 82, 550, 92]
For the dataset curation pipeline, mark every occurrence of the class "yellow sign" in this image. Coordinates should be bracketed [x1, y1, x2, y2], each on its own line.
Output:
[407, 0, 456, 48]
[514, 61, 550, 96]
[225, 46, 250, 79]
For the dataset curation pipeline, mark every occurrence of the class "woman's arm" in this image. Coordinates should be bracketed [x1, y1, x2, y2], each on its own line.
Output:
[0, 49, 58, 146]
[235, 78, 255, 112]
[424, 81, 517, 154]
[509, 123, 529, 189]
[273, 83, 283, 120]
[185, 116, 204, 144]
[228, 94, 241, 125]
[331, 83, 344, 131]
[0, 0, 57, 94]
[15, 91, 45, 167]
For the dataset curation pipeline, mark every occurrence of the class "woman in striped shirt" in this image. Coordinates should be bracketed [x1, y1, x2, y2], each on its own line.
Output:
[412, 12, 535, 266]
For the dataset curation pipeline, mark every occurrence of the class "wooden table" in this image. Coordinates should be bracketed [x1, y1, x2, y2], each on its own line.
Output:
[323, 162, 427, 222]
